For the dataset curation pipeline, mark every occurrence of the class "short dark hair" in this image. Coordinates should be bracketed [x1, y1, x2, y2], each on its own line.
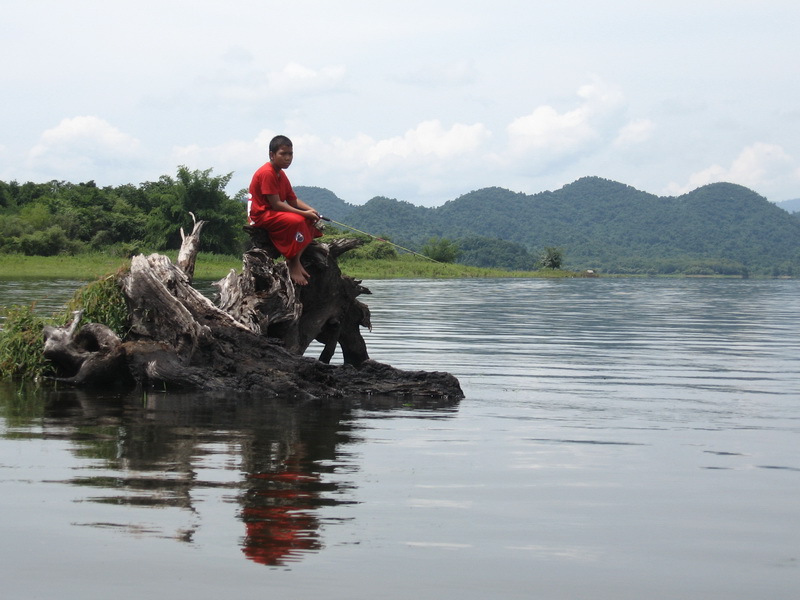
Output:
[269, 135, 293, 153]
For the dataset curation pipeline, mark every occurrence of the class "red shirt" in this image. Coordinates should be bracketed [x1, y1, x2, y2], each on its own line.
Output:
[248, 161, 297, 223]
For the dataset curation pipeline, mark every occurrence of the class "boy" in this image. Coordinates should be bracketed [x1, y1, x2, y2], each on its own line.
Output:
[248, 135, 322, 285]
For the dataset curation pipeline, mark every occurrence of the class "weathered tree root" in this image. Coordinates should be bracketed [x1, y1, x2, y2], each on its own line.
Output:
[41, 221, 463, 400]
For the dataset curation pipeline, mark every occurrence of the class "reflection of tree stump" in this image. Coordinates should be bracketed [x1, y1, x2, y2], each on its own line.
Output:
[41, 219, 463, 399]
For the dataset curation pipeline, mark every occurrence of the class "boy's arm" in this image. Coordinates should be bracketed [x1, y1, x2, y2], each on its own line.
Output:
[266, 194, 319, 219]
[294, 197, 319, 216]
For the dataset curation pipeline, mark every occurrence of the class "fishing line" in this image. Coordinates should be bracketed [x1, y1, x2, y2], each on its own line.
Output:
[318, 215, 441, 263]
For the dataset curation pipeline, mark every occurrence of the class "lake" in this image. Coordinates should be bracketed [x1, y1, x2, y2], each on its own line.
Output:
[1, 277, 799, 599]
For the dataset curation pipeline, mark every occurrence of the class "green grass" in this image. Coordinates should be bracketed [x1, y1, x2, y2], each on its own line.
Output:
[189, 252, 245, 279]
[0, 253, 133, 281]
[0, 304, 63, 379]
[0, 252, 585, 281]
[338, 255, 580, 279]
[0, 252, 244, 281]
[65, 272, 130, 337]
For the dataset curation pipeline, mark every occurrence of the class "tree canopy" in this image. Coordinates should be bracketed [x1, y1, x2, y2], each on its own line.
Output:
[0, 168, 247, 257]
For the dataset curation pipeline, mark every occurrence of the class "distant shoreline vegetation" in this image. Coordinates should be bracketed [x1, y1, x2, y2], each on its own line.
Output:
[0, 253, 589, 282]
[1, 171, 799, 277]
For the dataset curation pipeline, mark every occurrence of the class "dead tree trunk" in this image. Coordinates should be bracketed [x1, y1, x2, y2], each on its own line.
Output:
[41, 221, 462, 400]
[176, 212, 204, 283]
[216, 227, 372, 365]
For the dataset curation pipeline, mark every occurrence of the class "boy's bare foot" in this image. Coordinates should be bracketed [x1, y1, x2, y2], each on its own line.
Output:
[288, 259, 309, 285]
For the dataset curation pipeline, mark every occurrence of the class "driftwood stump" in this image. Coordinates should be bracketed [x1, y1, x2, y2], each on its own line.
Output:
[41, 219, 463, 400]
[216, 226, 372, 366]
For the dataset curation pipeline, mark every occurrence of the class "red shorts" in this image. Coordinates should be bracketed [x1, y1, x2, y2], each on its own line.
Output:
[252, 211, 322, 259]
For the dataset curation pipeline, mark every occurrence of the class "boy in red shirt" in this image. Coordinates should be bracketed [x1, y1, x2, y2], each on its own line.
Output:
[248, 135, 322, 285]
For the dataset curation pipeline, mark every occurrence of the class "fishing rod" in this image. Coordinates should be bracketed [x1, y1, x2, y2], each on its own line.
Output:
[318, 215, 441, 263]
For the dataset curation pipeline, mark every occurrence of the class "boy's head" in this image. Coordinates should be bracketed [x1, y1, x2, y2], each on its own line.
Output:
[269, 135, 292, 154]
[269, 135, 294, 169]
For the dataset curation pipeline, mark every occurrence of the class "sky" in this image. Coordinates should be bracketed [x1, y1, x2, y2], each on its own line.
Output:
[2, 0, 799, 207]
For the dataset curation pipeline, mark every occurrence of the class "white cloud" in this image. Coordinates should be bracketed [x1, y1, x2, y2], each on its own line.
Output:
[507, 81, 627, 162]
[364, 120, 490, 166]
[171, 121, 491, 200]
[219, 62, 347, 102]
[172, 139, 261, 174]
[508, 105, 593, 155]
[666, 142, 795, 196]
[26, 116, 145, 181]
[613, 118, 655, 147]
[284, 121, 493, 203]
[273, 121, 490, 174]
[30, 116, 139, 156]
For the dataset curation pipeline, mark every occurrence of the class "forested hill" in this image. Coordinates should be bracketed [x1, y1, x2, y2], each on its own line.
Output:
[777, 197, 800, 213]
[297, 177, 800, 276]
[1, 172, 796, 276]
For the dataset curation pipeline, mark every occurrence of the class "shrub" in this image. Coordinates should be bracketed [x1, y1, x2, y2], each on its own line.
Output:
[66, 270, 130, 337]
[345, 240, 399, 260]
[0, 271, 129, 379]
[0, 305, 60, 379]
[16, 225, 85, 256]
[421, 237, 461, 263]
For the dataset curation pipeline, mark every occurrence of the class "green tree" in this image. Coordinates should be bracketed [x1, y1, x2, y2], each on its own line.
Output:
[18, 202, 52, 230]
[421, 237, 461, 263]
[539, 247, 563, 270]
[142, 167, 246, 254]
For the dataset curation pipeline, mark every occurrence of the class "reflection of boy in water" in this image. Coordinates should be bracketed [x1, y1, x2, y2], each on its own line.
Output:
[238, 400, 352, 566]
[241, 456, 322, 566]
[248, 135, 322, 286]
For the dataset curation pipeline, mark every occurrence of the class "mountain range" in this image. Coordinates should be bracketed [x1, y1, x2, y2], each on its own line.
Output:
[777, 197, 800, 213]
[295, 177, 800, 276]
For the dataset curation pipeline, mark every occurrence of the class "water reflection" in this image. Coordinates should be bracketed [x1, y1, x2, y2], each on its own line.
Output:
[0, 380, 459, 567]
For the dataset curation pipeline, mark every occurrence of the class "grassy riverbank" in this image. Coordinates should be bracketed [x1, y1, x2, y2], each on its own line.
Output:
[0, 253, 245, 281]
[0, 253, 585, 281]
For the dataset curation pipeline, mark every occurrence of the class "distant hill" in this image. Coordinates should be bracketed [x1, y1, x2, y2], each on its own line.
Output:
[776, 197, 800, 213]
[300, 178, 800, 276]
[294, 186, 355, 222]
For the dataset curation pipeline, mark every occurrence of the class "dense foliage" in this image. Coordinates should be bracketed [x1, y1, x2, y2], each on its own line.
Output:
[455, 237, 538, 270]
[0, 167, 247, 257]
[421, 237, 461, 263]
[1, 172, 798, 276]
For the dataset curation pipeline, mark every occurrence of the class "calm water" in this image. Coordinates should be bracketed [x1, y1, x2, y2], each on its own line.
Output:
[1, 277, 799, 599]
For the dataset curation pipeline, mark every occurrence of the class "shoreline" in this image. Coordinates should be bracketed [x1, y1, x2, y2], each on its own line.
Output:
[0, 253, 582, 281]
